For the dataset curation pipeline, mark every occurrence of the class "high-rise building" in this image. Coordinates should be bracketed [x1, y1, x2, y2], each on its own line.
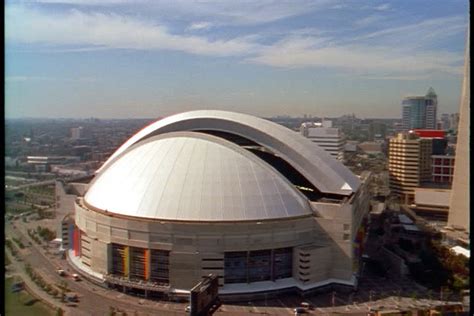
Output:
[412, 129, 447, 155]
[448, 27, 469, 233]
[441, 113, 450, 130]
[432, 155, 455, 185]
[300, 120, 345, 160]
[71, 127, 83, 140]
[401, 88, 438, 130]
[449, 113, 460, 133]
[389, 132, 432, 204]
[368, 121, 387, 141]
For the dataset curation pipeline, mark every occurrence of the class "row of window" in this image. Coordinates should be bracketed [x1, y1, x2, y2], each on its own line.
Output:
[110, 244, 169, 284]
[224, 248, 292, 284]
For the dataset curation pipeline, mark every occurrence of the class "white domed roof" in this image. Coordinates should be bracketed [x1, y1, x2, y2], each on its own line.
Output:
[84, 132, 312, 222]
[98, 110, 360, 195]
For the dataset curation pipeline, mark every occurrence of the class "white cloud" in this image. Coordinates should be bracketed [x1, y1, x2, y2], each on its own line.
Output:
[148, 0, 334, 26]
[5, 5, 260, 56]
[355, 15, 466, 43]
[5, 4, 466, 80]
[19, 0, 136, 4]
[247, 35, 463, 77]
[6, 76, 97, 82]
[25, 0, 334, 26]
[187, 21, 213, 31]
[354, 14, 385, 27]
[6, 76, 54, 82]
[374, 3, 391, 11]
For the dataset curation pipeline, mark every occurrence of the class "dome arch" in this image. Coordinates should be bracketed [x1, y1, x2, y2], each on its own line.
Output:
[98, 110, 360, 195]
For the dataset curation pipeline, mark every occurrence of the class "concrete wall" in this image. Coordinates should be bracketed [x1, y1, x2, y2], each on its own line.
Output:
[75, 199, 357, 291]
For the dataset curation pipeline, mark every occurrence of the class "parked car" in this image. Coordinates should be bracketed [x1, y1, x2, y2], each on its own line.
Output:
[294, 307, 307, 314]
[300, 302, 312, 310]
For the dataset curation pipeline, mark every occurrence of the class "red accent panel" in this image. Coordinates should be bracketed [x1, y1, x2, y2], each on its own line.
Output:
[413, 129, 445, 138]
[73, 229, 81, 257]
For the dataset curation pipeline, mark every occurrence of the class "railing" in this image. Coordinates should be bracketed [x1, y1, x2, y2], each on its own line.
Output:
[104, 275, 170, 292]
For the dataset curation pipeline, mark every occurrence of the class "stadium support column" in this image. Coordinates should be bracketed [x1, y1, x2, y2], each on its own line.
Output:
[144, 249, 150, 298]
[144, 249, 150, 280]
[124, 246, 130, 279]
[73, 227, 81, 257]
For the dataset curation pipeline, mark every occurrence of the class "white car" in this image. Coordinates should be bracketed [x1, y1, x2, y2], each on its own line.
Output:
[185, 306, 191, 312]
[293, 307, 306, 314]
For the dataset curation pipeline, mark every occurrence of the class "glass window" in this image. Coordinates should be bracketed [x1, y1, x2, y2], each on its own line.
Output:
[248, 250, 271, 282]
[150, 249, 169, 284]
[224, 251, 247, 284]
[224, 247, 293, 284]
[273, 248, 292, 280]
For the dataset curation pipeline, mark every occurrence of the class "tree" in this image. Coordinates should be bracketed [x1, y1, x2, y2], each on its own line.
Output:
[109, 306, 117, 316]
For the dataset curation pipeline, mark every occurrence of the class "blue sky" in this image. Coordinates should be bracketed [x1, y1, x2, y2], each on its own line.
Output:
[5, 0, 469, 119]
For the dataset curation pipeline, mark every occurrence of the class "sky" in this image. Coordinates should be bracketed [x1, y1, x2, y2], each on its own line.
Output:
[5, 0, 469, 119]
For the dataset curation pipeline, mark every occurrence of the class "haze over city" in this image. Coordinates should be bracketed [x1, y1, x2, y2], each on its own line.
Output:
[5, 0, 468, 119]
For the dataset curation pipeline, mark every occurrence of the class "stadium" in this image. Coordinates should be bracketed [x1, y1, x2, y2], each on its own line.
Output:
[63, 110, 371, 298]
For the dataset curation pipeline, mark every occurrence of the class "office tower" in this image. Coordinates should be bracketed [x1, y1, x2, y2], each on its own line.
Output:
[368, 121, 387, 141]
[449, 113, 460, 133]
[401, 88, 438, 130]
[300, 120, 345, 160]
[441, 113, 450, 130]
[389, 132, 432, 204]
[448, 28, 470, 232]
[412, 129, 447, 155]
[71, 127, 83, 140]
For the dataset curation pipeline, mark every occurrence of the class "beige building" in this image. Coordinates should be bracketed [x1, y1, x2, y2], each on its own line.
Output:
[300, 121, 345, 161]
[388, 132, 432, 204]
[64, 110, 371, 298]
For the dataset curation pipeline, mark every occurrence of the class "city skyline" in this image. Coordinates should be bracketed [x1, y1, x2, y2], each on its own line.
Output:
[5, 0, 469, 119]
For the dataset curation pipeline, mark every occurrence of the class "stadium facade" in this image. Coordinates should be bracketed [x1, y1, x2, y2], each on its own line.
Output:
[64, 110, 371, 297]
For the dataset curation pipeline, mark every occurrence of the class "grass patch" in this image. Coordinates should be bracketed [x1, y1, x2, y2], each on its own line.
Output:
[5, 252, 11, 265]
[5, 277, 55, 316]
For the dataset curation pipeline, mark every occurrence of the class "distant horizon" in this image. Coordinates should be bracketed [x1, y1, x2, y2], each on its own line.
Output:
[5, 112, 410, 121]
[5, 0, 468, 119]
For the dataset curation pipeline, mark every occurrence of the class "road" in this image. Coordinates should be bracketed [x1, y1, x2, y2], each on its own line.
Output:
[6, 174, 90, 192]
[7, 221, 186, 315]
[6, 180, 58, 192]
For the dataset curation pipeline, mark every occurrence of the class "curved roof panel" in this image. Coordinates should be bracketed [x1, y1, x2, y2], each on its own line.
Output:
[85, 132, 312, 222]
[98, 110, 360, 195]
